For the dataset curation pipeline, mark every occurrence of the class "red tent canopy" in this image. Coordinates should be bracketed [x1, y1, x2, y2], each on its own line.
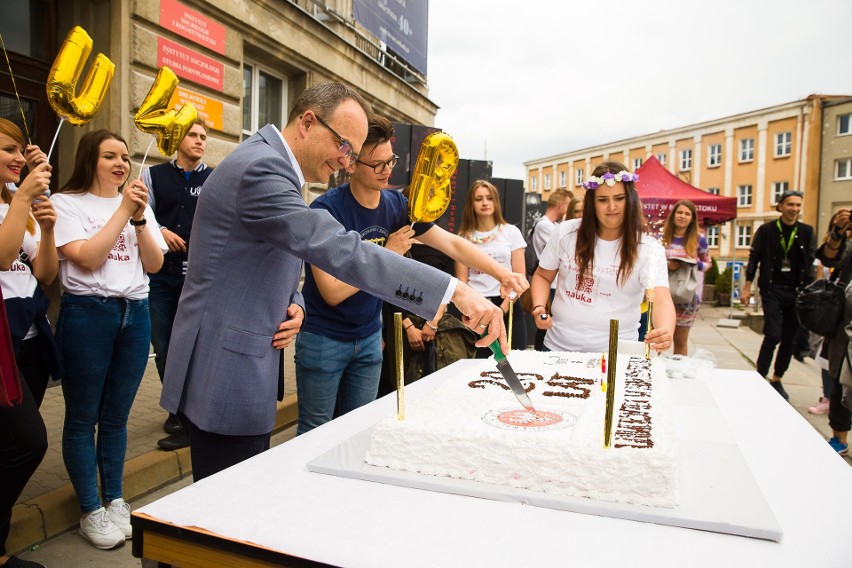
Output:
[634, 156, 737, 227]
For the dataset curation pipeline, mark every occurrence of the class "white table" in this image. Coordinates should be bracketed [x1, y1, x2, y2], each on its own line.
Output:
[134, 365, 852, 567]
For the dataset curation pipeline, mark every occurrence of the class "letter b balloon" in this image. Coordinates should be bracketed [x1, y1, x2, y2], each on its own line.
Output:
[408, 132, 459, 223]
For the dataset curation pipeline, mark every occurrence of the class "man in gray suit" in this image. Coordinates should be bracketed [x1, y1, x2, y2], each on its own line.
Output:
[160, 83, 512, 481]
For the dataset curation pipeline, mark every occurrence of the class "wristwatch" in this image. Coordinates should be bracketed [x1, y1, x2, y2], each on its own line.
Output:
[129, 216, 147, 227]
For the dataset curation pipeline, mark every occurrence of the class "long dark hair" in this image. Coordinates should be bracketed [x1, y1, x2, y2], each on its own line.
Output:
[575, 161, 645, 287]
[458, 179, 507, 239]
[57, 129, 129, 195]
[662, 199, 699, 257]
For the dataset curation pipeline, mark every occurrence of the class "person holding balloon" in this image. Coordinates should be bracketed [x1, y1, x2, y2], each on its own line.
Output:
[50, 130, 167, 550]
[0, 118, 54, 568]
[456, 180, 529, 356]
[295, 115, 528, 435]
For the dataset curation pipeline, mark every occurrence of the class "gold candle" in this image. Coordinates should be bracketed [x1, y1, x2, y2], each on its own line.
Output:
[394, 312, 405, 420]
[508, 300, 514, 348]
[604, 319, 618, 448]
[644, 298, 654, 359]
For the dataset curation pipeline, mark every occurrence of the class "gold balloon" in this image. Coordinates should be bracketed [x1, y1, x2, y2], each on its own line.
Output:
[46, 26, 114, 126]
[134, 66, 198, 156]
[408, 132, 459, 223]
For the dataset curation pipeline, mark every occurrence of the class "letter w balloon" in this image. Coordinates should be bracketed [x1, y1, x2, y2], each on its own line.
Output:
[408, 132, 459, 223]
[46, 27, 114, 125]
[134, 66, 197, 156]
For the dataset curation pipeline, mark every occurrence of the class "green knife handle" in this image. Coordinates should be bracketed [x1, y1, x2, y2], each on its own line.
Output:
[488, 339, 506, 362]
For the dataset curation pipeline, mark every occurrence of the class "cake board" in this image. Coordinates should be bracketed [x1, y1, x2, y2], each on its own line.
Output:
[307, 379, 783, 542]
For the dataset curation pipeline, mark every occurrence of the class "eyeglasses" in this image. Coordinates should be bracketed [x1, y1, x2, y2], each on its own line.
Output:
[312, 113, 359, 163]
[356, 154, 399, 174]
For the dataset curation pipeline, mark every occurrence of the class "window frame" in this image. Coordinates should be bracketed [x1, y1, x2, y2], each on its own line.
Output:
[737, 184, 753, 207]
[736, 225, 752, 248]
[242, 61, 288, 140]
[706, 226, 719, 248]
[707, 144, 722, 167]
[559, 170, 567, 188]
[575, 168, 584, 186]
[838, 114, 851, 136]
[680, 149, 692, 171]
[836, 158, 852, 180]
[739, 138, 754, 162]
[770, 181, 790, 205]
[774, 132, 792, 158]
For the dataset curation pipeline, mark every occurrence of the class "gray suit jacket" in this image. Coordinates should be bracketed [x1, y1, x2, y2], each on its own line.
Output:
[160, 124, 450, 435]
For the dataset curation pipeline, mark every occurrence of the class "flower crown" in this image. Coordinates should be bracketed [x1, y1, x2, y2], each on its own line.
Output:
[582, 171, 640, 190]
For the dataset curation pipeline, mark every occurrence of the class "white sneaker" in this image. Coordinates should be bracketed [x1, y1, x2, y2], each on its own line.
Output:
[79, 507, 125, 549]
[107, 498, 132, 539]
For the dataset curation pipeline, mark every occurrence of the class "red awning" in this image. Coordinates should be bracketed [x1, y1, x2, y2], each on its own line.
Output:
[634, 156, 737, 226]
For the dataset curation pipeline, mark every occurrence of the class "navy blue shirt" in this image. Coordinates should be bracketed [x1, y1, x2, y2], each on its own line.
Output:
[302, 184, 432, 340]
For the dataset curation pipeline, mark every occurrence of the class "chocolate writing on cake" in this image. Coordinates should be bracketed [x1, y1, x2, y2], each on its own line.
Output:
[468, 371, 592, 399]
[614, 357, 654, 449]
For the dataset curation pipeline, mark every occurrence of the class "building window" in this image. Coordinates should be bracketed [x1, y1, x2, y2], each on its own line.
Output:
[770, 181, 790, 205]
[739, 138, 754, 162]
[680, 149, 692, 171]
[707, 144, 722, 167]
[707, 187, 720, 195]
[774, 132, 792, 157]
[559, 171, 566, 187]
[530, 176, 538, 191]
[836, 158, 852, 180]
[737, 185, 753, 207]
[839, 114, 851, 135]
[706, 226, 719, 248]
[656, 153, 667, 166]
[242, 63, 287, 140]
[575, 168, 584, 186]
[633, 158, 642, 170]
[544, 173, 551, 190]
[736, 225, 752, 248]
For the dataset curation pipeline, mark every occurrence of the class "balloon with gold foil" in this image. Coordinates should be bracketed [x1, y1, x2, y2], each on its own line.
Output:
[46, 26, 114, 126]
[408, 132, 459, 223]
[134, 66, 198, 156]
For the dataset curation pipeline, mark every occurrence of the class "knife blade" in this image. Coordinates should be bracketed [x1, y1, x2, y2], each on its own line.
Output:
[488, 339, 536, 413]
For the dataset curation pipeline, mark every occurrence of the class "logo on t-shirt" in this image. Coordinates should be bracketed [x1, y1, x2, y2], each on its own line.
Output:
[107, 231, 133, 263]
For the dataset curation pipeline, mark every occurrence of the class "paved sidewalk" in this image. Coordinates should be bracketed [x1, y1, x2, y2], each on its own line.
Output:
[8, 304, 850, 555]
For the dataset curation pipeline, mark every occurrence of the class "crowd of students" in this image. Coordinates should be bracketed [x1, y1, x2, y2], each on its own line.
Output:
[1, 104, 850, 566]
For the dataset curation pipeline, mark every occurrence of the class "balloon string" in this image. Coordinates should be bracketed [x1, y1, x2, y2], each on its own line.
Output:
[137, 137, 156, 180]
[46, 118, 65, 163]
[0, 31, 32, 145]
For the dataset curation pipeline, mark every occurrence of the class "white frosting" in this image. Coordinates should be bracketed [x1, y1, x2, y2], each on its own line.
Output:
[365, 351, 679, 508]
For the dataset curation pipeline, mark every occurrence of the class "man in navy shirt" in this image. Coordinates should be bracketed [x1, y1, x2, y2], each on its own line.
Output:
[144, 119, 213, 449]
[295, 116, 527, 435]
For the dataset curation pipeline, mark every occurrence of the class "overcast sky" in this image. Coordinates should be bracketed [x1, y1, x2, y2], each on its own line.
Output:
[426, 0, 852, 181]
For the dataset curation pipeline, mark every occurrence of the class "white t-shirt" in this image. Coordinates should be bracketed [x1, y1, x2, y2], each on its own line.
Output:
[465, 223, 526, 297]
[51, 192, 167, 299]
[0, 203, 41, 338]
[533, 216, 559, 290]
[538, 219, 669, 352]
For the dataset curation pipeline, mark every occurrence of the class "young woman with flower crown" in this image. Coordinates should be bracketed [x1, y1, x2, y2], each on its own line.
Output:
[51, 130, 167, 550]
[456, 179, 527, 355]
[529, 161, 675, 353]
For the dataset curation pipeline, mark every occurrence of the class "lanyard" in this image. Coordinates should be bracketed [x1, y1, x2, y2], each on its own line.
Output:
[776, 219, 798, 258]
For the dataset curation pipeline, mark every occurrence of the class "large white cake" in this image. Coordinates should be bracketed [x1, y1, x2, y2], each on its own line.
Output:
[364, 351, 679, 508]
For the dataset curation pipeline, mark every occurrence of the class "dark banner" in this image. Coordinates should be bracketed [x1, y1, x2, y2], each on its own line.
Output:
[352, 0, 428, 75]
[524, 192, 546, 236]
[434, 159, 491, 234]
[389, 122, 440, 190]
[493, 178, 525, 230]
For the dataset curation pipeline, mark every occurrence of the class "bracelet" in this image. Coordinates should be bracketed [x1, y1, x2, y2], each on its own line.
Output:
[129, 216, 147, 227]
[404, 323, 413, 330]
[426, 323, 438, 331]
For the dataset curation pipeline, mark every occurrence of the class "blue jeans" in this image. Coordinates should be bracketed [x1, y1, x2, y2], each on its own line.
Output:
[148, 272, 185, 381]
[57, 294, 151, 514]
[294, 330, 382, 436]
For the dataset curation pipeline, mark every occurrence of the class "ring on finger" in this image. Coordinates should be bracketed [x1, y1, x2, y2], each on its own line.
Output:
[478, 323, 488, 329]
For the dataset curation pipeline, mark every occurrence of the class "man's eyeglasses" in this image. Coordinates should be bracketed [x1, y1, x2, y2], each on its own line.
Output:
[356, 154, 399, 174]
[313, 113, 358, 163]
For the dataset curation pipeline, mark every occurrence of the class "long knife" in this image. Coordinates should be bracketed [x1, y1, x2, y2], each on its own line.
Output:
[488, 340, 536, 414]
